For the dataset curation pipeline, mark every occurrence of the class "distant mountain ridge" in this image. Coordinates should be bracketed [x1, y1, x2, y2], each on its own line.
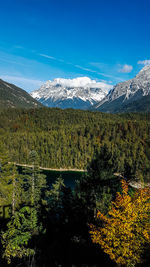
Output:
[0, 79, 42, 109]
[2, 66, 150, 112]
[30, 77, 112, 110]
[93, 65, 150, 113]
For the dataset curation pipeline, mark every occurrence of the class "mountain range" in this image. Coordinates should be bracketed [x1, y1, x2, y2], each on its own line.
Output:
[30, 77, 112, 110]
[93, 65, 150, 113]
[1, 65, 150, 112]
[0, 79, 42, 109]
[31, 66, 150, 113]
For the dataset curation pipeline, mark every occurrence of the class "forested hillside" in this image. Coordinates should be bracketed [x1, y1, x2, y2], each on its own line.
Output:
[0, 132, 150, 266]
[0, 107, 150, 181]
[0, 79, 42, 109]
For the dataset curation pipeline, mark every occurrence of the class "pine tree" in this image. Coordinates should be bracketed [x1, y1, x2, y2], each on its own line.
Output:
[0, 147, 22, 216]
[23, 150, 47, 208]
[2, 206, 36, 264]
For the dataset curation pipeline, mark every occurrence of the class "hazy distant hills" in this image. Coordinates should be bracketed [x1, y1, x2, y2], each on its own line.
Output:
[93, 65, 150, 113]
[0, 79, 42, 109]
[30, 77, 112, 110]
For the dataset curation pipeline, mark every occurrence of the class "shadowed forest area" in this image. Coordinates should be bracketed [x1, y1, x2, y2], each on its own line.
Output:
[0, 108, 150, 266]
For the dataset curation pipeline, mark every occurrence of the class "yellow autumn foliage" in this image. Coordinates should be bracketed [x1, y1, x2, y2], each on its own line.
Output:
[89, 180, 150, 266]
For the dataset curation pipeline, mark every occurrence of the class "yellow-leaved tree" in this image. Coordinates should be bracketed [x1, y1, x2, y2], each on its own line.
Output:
[89, 180, 150, 267]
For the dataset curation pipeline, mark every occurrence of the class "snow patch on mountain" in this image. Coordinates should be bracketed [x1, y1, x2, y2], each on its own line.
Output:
[94, 65, 150, 112]
[31, 77, 112, 109]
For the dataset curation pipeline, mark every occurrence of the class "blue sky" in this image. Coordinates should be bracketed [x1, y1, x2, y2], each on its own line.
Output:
[0, 0, 150, 92]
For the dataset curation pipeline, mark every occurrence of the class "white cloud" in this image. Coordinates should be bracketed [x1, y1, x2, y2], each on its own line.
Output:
[137, 60, 150, 66]
[90, 62, 126, 81]
[46, 77, 113, 93]
[119, 64, 133, 73]
[39, 53, 98, 74]
[39, 53, 67, 64]
[39, 53, 56, 60]
[74, 65, 97, 73]
[13, 45, 24, 49]
[38, 52, 119, 81]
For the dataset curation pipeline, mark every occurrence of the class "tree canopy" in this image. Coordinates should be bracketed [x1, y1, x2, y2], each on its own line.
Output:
[89, 180, 150, 266]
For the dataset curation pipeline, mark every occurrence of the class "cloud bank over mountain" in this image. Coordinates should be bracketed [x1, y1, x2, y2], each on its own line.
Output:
[31, 77, 112, 110]
[42, 77, 112, 92]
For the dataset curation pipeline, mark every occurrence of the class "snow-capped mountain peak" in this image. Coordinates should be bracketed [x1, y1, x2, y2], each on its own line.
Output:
[31, 77, 112, 110]
[135, 65, 150, 80]
[93, 65, 150, 113]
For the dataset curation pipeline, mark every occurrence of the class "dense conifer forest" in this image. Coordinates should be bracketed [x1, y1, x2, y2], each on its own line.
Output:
[0, 107, 150, 266]
[0, 108, 150, 181]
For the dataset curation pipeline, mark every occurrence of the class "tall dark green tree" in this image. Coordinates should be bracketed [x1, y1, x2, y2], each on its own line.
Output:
[75, 144, 120, 219]
[2, 206, 37, 264]
[23, 150, 47, 209]
[0, 146, 22, 216]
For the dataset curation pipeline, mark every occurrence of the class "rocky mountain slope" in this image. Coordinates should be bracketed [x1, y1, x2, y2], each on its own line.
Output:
[0, 79, 42, 109]
[31, 77, 112, 110]
[93, 65, 150, 113]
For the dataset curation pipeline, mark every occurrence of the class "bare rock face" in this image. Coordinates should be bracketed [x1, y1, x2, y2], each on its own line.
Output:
[94, 65, 150, 113]
[30, 77, 112, 110]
